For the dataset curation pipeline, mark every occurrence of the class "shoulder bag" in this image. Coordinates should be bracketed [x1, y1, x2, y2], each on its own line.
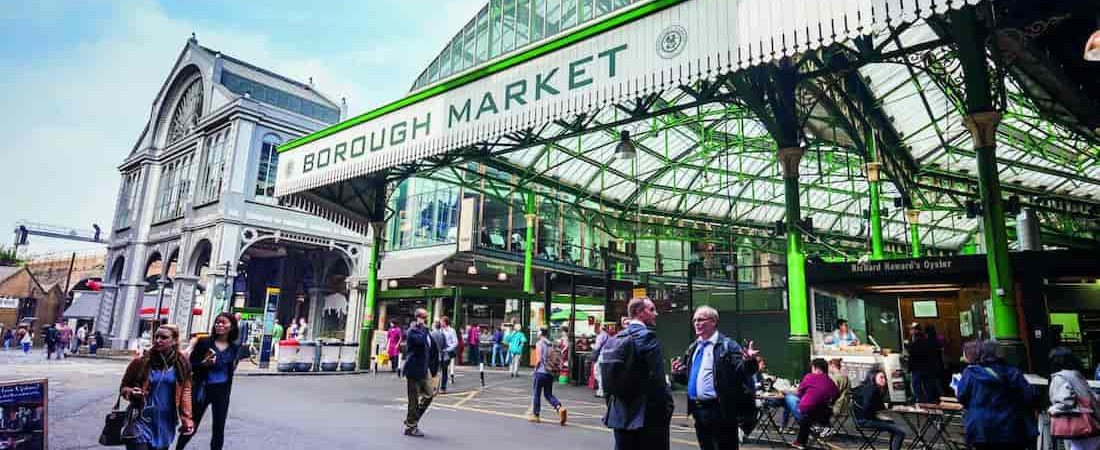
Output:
[98, 394, 139, 446]
[1051, 374, 1100, 439]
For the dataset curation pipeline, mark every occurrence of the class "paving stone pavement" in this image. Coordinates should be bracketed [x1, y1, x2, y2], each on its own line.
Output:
[3, 348, 805, 449]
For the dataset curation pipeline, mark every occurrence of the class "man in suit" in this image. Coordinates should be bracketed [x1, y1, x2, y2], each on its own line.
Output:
[402, 308, 440, 437]
[604, 297, 674, 450]
[672, 306, 759, 450]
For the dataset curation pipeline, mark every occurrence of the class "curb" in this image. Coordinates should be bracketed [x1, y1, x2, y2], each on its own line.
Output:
[239, 370, 371, 377]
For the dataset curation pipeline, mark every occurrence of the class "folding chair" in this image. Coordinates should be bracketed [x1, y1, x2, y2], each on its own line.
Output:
[849, 401, 885, 450]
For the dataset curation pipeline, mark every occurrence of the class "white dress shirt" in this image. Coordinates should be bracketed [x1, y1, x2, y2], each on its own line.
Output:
[692, 332, 720, 401]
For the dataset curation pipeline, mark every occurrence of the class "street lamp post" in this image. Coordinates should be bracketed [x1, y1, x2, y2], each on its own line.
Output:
[154, 278, 167, 330]
[221, 261, 231, 314]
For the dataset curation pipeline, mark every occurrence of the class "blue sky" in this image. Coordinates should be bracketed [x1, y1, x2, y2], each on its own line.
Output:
[0, 0, 483, 256]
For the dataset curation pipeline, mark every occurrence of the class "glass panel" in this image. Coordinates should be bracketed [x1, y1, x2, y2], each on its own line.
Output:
[530, 0, 547, 41]
[509, 193, 527, 254]
[475, 7, 490, 63]
[545, 0, 561, 36]
[637, 239, 656, 273]
[561, 0, 578, 31]
[450, 35, 464, 74]
[514, 0, 531, 48]
[562, 208, 582, 265]
[489, 0, 504, 59]
[439, 43, 452, 79]
[463, 21, 477, 69]
[659, 240, 684, 276]
[579, 0, 593, 22]
[595, 0, 614, 17]
[502, 0, 517, 53]
[537, 198, 561, 261]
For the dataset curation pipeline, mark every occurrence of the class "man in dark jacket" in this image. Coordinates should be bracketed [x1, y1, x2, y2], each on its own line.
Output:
[402, 308, 440, 437]
[604, 297, 674, 450]
[672, 306, 758, 450]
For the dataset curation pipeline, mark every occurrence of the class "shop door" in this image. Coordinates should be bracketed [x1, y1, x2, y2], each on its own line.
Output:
[899, 296, 961, 364]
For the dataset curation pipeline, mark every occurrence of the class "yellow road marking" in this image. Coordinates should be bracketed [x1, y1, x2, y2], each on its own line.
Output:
[453, 389, 480, 407]
[432, 401, 697, 447]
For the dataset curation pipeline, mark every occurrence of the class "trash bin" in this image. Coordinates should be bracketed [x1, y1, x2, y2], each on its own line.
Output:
[339, 343, 358, 371]
[320, 341, 341, 372]
[277, 340, 298, 372]
[296, 340, 317, 372]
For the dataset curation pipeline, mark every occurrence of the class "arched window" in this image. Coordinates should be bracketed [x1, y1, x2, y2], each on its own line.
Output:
[167, 78, 203, 145]
[255, 134, 281, 198]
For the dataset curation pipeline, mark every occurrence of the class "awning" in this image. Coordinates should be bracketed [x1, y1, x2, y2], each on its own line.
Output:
[377, 245, 456, 280]
[63, 291, 101, 319]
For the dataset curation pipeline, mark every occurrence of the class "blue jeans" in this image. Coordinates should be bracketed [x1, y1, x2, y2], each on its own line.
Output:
[783, 393, 803, 427]
[532, 372, 561, 415]
[857, 419, 907, 450]
[491, 344, 503, 366]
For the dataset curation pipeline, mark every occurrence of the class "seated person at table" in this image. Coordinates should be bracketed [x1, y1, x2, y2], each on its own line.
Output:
[829, 359, 851, 422]
[784, 358, 839, 449]
[824, 319, 860, 347]
[754, 357, 782, 407]
[854, 368, 907, 450]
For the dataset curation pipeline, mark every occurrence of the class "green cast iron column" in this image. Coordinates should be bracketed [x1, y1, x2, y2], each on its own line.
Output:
[952, 5, 1022, 364]
[865, 132, 885, 260]
[779, 147, 810, 373]
[907, 210, 923, 258]
[966, 112, 1019, 341]
[523, 193, 536, 294]
[358, 222, 382, 367]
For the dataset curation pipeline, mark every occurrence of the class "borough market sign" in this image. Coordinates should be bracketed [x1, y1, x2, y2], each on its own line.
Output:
[275, 0, 986, 198]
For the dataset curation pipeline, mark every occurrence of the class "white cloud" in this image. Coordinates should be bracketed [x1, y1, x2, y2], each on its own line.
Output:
[0, 0, 488, 254]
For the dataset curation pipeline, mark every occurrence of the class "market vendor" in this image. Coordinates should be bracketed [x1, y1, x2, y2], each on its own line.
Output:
[824, 319, 861, 347]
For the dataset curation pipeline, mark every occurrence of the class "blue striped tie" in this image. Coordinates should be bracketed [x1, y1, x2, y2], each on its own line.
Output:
[687, 341, 710, 400]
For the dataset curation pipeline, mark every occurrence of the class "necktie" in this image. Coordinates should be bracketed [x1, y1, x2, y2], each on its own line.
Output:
[687, 341, 710, 400]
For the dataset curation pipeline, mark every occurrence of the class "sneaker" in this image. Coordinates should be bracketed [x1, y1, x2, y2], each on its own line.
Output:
[404, 427, 424, 437]
[790, 442, 805, 450]
[557, 407, 568, 426]
[527, 414, 540, 423]
[820, 427, 837, 438]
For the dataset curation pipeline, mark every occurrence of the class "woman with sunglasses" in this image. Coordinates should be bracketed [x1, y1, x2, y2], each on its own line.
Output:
[176, 313, 239, 450]
[119, 324, 194, 450]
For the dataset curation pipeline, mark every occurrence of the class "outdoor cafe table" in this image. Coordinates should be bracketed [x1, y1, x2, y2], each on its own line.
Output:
[752, 391, 789, 446]
[889, 402, 964, 450]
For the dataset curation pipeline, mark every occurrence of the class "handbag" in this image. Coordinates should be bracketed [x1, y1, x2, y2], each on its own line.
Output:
[99, 395, 139, 446]
[1051, 377, 1100, 439]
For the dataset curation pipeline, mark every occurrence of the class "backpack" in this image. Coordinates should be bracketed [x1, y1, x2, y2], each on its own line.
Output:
[599, 329, 642, 398]
[544, 342, 563, 373]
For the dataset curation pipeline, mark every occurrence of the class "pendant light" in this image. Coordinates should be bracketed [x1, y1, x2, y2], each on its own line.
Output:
[614, 130, 636, 160]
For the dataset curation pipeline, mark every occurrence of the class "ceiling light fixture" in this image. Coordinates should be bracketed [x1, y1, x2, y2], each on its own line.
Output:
[615, 130, 636, 160]
[467, 264, 478, 275]
[497, 272, 508, 282]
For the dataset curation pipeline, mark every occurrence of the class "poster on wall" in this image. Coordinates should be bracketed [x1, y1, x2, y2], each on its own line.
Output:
[0, 378, 47, 449]
[913, 300, 939, 318]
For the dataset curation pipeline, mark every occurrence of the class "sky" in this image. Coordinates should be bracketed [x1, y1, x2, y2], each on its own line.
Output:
[0, 0, 483, 257]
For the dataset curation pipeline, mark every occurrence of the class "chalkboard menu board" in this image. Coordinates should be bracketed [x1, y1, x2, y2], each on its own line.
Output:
[815, 292, 838, 333]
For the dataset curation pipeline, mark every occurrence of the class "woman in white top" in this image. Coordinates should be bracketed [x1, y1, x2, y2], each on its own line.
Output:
[1048, 347, 1100, 450]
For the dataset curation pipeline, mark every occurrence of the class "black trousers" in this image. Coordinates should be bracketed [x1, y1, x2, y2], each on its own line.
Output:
[614, 413, 671, 450]
[176, 382, 231, 450]
[796, 405, 830, 445]
[692, 403, 739, 450]
[440, 360, 451, 391]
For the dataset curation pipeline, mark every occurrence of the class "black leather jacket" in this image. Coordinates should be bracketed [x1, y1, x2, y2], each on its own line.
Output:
[672, 332, 757, 422]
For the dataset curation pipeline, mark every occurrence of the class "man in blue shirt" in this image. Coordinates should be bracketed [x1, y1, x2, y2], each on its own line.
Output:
[824, 319, 860, 347]
[672, 306, 759, 450]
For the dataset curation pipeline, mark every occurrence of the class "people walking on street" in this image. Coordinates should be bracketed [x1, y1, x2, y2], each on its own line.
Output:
[296, 318, 309, 341]
[175, 313, 240, 450]
[44, 324, 58, 360]
[603, 297, 674, 450]
[556, 325, 570, 382]
[854, 368, 907, 450]
[670, 306, 758, 450]
[439, 316, 458, 392]
[287, 319, 299, 341]
[1047, 346, 1100, 450]
[92, 330, 104, 355]
[402, 308, 439, 437]
[592, 322, 609, 397]
[58, 322, 72, 359]
[529, 328, 567, 425]
[466, 323, 481, 365]
[387, 320, 403, 375]
[788, 358, 839, 449]
[956, 340, 1037, 450]
[75, 324, 88, 354]
[906, 323, 940, 404]
[19, 328, 32, 354]
[271, 320, 284, 360]
[119, 324, 195, 450]
[507, 323, 527, 377]
[3, 327, 12, 351]
[491, 326, 505, 367]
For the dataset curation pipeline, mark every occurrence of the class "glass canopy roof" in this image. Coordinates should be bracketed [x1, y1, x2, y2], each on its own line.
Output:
[400, 0, 1099, 256]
